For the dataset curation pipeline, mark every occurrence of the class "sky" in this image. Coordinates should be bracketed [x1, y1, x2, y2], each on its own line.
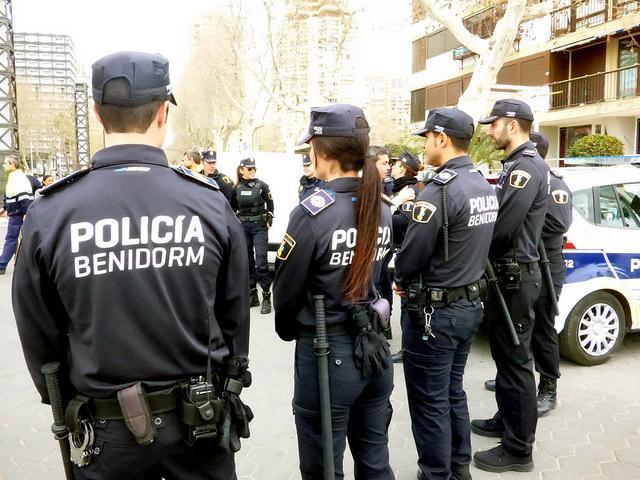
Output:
[12, 0, 410, 85]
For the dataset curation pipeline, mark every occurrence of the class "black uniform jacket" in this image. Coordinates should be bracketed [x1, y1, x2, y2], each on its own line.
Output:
[298, 175, 325, 202]
[231, 178, 274, 216]
[490, 141, 550, 263]
[12, 145, 250, 402]
[543, 171, 572, 250]
[208, 170, 234, 201]
[395, 155, 498, 289]
[390, 176, 421, 249]
[273, 177, 392, 341]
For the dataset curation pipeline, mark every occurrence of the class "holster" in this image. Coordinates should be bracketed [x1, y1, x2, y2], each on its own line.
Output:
[117, 383, 157, 445]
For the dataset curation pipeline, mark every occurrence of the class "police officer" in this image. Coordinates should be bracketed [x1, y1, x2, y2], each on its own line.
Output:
[298, 153, 324, 201]
[471, 99, 550, 473]
[483, 132, 571, 418]
[394, 108, 498, 480]
[201, 149, 233, 201]
[182, 149, 204, 173]
[231, 157, 274, 313]
[12, 51, 252, 480]
[273, 104, 394, 480]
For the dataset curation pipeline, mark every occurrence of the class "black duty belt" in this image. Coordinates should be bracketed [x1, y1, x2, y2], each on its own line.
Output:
[90, 387, 180, 420]
[426, 281, 482, 307]
[239, 214, 265, 222]
[297, 322, 351, 338]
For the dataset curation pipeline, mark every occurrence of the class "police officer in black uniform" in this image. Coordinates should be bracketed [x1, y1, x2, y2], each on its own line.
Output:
[394, 108, 498, 480]
[12, 51, 252, 480]
[273, 104, 394, 480]
[472, 99, 550, 473]
[231, 158, 274, 314]
[202, 149, 233, 201]
[484, 132, 572, 418]
[298, 153, 325, 201]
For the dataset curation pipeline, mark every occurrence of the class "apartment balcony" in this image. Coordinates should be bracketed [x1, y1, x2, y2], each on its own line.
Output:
[551, 0, 639, 39]
[549, 63, 639, 110]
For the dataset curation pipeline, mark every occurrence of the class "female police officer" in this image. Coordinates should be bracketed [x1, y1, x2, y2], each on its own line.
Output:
[273, 104, 395, 480]
[231, 158, 274, 313]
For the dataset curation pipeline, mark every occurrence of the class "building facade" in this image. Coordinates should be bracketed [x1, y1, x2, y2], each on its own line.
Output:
[14, 32, 77, 172]
[410, 0, 640, 158]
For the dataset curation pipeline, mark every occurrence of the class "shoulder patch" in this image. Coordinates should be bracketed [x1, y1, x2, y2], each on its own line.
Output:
[300, 189, 335, 216]
[39, 169, 91, 196]
[509, 169, 531, 189]
[432, 169, 458, 185]
[222, 175, 233, 184]
[401, 202, 414, 212]
[412, 201, 437, 223]
[172, 165, 219, 190]
[522, 149, 537, 157]
[276, 233, 296, 261]
[552, 189, 569, 204]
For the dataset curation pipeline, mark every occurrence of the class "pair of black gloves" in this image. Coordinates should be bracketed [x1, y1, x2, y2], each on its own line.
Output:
[218, 358, 254, 453]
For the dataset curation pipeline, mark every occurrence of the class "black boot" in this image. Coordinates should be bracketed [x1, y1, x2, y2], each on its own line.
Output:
[474, 445, 533, 472]
[537, 376, 557, 417]
[261, 290, 272, 314]
[249, 288, 260, 307]
[470, 417, 504, 438]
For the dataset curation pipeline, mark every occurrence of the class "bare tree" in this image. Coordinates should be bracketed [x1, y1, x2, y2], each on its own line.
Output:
[419, 0, 557, 121]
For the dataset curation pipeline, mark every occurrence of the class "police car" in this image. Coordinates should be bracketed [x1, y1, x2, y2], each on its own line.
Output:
[557, 163, 640, 365]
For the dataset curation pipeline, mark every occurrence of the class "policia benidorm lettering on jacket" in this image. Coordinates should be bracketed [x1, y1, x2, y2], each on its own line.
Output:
[12, 51, 252, 480]
[274, 104, 395, 480]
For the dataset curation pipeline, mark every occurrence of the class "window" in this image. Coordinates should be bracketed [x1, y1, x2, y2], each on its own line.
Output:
[412, 36, 427, 73]
[614, 183, 640, 228]
[411, 88, 426, 123]
[572, 188, 594, 221]
[598, 185, 624, 228]
[560, 124, 592, 157]
[427, 29, 460, 59]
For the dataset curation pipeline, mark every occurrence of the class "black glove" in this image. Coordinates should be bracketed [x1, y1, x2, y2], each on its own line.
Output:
[218, 385, 254, 453]
[266, 212, 274, 228]
[353, 328, 391, 378]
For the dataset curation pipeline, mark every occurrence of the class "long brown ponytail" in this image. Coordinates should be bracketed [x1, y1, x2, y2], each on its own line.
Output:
[311, 117, 381, 302]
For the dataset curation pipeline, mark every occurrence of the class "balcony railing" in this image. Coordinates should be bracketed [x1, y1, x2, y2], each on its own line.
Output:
[551, 0, 608, 38]
[613, 0, 640, 18]
[549, 63, 640, 110]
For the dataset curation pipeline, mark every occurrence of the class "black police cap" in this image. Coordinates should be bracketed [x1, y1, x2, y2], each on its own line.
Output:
[240, 158, 256, 168]
[478, 98, 534, 124]
[92, 51, 177, 106]
[530, 131, 550, 159]
[397, 151, 421, 172]
[201, 150, 217, 162]
[298, 103, 370, 145]
[412, 108, 474, 140]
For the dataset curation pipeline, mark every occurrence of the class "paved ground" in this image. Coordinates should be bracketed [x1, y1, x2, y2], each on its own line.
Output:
[2, 258, 640, 479]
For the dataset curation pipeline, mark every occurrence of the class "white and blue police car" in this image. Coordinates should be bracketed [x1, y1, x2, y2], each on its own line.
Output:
[557, 162, 640, 365]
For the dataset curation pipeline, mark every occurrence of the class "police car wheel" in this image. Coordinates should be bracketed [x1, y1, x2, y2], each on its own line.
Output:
[559, 292, 626, 366]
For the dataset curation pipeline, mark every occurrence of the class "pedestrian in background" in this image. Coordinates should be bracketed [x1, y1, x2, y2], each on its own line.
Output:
[232, 157, 274, 314]
[201, 149, 233, 201]
[298, 153, 324, 201]
[274, 103, 394, 480]
[182, 149, 203, 173]
[0, 155, 34, 274]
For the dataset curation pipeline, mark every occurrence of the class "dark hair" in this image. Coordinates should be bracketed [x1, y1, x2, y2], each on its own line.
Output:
[94, 78, 165, 134]
[368, 145, 388, 160]
[312, 117, 380, 302]
[185, 150, 201, 164]
[43, 174, 53, 182]
[449, 136, 471, 152]
[401, 162, 425, 177]
[235, 165, 243, 186]
[515, 118, 533, 134]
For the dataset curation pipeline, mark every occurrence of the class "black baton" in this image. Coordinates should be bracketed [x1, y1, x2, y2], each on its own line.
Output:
[41, 362, 74, 480]
[538, 240, 559, 316]
[485, 263, 520, 347]
[313, 295, 335, 480]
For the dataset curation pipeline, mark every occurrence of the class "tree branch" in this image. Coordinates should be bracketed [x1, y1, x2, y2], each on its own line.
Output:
[420, 0, 488, 54]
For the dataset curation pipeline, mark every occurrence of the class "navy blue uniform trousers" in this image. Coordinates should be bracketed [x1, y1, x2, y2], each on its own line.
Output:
[293, 334, 395, 480]
[403, 299, 483, 480]
[73, 412, 235, 480]
[242, 221, 271, 291]
[487, 263, 541, 457]
[532, 250, 565, 380]
[0, 214, 23, 270]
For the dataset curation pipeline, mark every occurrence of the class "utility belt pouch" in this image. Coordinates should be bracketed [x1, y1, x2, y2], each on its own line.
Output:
[371, 298, 390, 330]
[117, 382, 157, 445]
[477, 277, 489, 301]
[180, 378, 221, 446]
[496, 261, 521, 290]
[407, 280, 428, 325]
[429, 288, 446, 308]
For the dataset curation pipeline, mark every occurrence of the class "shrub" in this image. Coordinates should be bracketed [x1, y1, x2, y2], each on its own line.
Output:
[384, 133, 423, 158]
[567, 134, 624, 158]
[469, 127, 505, 169]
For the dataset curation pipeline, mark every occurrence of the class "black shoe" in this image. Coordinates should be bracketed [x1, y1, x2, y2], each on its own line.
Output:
[249, 288, 260, 307]
[451, 463, 472, 480]
[537, 376, 557, 417]
[391, 350, 403, 363]
[474, 445, 533, 473]
[470, 417, 504, 438]
[260, 291, 272, 314]
[484, 379, 496, 392]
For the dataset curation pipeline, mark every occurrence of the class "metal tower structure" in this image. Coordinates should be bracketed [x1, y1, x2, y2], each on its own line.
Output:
[0, 0, 18, 156]
[74, 82, 90, 166]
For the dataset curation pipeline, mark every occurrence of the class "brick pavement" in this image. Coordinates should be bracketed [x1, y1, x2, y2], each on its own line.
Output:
[2, 266, 640, 479]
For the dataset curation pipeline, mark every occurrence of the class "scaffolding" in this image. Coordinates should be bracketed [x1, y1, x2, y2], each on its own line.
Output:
[0, 0, 18, 157]
[74, 82, 89, 166]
